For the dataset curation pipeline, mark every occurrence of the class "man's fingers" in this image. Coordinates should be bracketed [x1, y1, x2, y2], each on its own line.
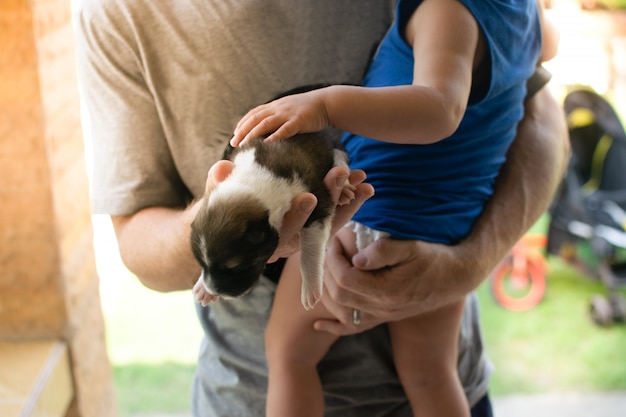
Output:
[323, 166, 350, 203]
[205, 160, 234, 193]
[269, 192, 317, 261]
[286, 193, 317, 230]
[351, 237, 410, 271]
[313, 318, 359, 336]
[324, 235, 370, 299]
[312, 319, 345, 336]
[321, 236, 369, 313]
[313, 309, 381, 336]
[323, 236, 353, 298]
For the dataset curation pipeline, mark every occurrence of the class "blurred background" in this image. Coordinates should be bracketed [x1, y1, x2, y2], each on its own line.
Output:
[92, 1, 626, 416]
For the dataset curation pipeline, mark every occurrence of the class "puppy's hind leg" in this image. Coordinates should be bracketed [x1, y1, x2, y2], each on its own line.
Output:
[299, 218, 332, 310]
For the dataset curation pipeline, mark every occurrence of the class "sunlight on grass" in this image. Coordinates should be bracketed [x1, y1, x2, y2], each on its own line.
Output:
[114, 362, 196, 416]
[103, 276, 201, 365]
[102, 270, 202, 415]
[101, 261, 202, 416]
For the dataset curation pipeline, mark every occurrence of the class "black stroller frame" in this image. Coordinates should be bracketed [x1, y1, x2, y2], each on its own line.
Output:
[546, 87, 626, 325]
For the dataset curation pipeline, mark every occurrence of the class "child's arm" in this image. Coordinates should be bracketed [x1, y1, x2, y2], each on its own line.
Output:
[537, 0, 560, 63]
[232, 0, 479, 146]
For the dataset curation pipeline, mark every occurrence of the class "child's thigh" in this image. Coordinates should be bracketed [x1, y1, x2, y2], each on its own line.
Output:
[387, 299, 466, 372]
[335, 225, 359, 259]
[265, 254, 338, 364]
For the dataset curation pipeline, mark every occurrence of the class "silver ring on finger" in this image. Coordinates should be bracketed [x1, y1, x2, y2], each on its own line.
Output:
[352, 309, 362, 326]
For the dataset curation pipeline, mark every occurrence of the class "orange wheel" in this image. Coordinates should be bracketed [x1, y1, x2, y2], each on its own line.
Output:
[491, 258, 547, 312]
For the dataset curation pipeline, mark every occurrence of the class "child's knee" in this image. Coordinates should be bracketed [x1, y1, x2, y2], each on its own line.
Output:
[397, 361, 459, 389]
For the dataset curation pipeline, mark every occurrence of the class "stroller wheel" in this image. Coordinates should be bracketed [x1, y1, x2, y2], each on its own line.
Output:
[589, 294, 613, 326]
[609, 293, 626, 323]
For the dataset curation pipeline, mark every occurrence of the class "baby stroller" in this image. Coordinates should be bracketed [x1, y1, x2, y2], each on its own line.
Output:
[546, 87, 626, 325]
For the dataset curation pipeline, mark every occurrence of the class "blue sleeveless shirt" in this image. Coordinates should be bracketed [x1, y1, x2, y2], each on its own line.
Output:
[343, 0, 542, 244]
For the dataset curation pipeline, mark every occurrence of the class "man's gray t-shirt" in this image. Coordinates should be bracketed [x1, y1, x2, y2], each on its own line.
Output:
[74, 0, 492, 415]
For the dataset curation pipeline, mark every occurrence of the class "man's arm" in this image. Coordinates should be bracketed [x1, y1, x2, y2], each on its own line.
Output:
[112, 163, 373, 292]
[455, 85, 569, 285]
[111, 161, 233, 292]
[318, 87, 570, 334]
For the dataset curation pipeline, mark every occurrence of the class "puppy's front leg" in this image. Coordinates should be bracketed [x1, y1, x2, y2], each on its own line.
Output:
[299, 218, 332, 310]
[193, 276, 219, 307]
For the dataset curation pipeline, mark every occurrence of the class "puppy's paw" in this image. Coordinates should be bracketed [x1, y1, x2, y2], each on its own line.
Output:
[338, 181, 356, 206]
[300, 281, 322, 311]
[193, 277, 218, 306]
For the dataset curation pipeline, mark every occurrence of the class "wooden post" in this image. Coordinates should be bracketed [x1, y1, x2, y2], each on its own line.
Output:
[0, 0, 117, 416]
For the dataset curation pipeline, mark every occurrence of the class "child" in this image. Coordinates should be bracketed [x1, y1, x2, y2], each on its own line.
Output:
[231, 0, 558, 415]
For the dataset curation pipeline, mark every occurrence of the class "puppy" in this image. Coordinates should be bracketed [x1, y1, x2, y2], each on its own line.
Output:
[190, 128, 354, 310]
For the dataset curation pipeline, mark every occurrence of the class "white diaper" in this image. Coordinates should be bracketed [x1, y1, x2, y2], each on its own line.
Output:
[346, 221, 391, 251]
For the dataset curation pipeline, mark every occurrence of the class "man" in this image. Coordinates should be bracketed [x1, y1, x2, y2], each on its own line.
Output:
[74, 1, 568, 415]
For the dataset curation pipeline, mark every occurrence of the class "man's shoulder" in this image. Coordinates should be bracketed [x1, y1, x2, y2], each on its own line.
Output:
[73, 0, 126, 20]
[73, 0, 156, 27]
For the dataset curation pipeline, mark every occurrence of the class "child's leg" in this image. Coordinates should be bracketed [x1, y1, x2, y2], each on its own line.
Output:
[388, 299, 470, 417]
[265, 253, 339, 417]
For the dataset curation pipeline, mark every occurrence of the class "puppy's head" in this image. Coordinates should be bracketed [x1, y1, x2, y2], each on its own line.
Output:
[190, 191, 279, 298]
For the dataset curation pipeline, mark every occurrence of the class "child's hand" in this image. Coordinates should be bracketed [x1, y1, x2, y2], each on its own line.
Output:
[231, 89, 330, 147]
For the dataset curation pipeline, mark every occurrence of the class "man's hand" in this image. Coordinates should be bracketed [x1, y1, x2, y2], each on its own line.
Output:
[315, 236, 472, 335]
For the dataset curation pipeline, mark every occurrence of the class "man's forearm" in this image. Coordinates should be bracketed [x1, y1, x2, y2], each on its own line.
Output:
[109, 164, 369, 293]
[460, 87, 569, 284]
[112, 205, 202, 292]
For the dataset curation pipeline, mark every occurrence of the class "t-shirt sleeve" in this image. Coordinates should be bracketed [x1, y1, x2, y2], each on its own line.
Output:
[74, 2, 190, 215]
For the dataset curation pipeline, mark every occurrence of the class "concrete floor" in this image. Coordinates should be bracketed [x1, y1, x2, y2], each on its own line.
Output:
[129, 392, 626, 417]
[493, 392, 626, 417]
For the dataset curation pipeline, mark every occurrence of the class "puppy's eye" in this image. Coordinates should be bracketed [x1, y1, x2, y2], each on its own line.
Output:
[246, 229, 266, 245]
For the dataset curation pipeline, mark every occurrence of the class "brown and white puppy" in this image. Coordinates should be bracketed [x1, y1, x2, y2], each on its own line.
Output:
[190, 128, 353, 310]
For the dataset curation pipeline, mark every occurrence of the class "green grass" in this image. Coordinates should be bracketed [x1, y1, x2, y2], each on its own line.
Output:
[114, 362, 196, 415]
[100, 263, 202, 416]
[478, 258, 626, 395]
